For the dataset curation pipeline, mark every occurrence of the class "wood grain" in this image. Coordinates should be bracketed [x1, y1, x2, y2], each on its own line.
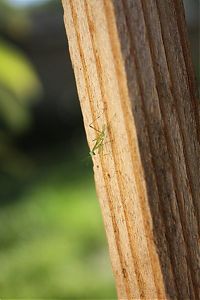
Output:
[62, 0, 200, 299]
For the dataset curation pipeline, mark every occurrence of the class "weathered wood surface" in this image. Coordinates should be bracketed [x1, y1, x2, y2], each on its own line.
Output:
[62, 0, 200, 299]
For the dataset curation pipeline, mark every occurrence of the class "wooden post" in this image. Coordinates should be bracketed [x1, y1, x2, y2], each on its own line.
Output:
[61, 0, 200, 299]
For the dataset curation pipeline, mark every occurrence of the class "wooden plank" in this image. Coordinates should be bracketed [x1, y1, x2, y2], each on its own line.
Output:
[61, 0, 200, 298]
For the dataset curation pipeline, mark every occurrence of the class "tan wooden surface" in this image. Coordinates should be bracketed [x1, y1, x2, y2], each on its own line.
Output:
[62, 0, 200, 299]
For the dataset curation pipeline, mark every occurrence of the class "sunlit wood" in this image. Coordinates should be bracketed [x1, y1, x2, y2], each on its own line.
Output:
[62, 0, 200, 298]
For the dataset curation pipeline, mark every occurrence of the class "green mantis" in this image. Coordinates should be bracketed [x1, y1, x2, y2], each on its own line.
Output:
[89, 117, 106, 157]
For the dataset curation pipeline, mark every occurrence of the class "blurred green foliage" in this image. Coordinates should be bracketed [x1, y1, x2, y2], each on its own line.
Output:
[0, 146, 116, 298]
[0, 0, 42, 135]
[0, 39, 41, 103]
[0, 39, 42, 133]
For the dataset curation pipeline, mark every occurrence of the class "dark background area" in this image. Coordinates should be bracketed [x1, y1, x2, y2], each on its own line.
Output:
[0, 0, 199, 297]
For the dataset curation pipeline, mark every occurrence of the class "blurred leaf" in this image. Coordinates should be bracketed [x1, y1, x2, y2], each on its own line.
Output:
[0, 39, 42, 133]
[0, 38, 42, 104]
[0, 86, 31, 132]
